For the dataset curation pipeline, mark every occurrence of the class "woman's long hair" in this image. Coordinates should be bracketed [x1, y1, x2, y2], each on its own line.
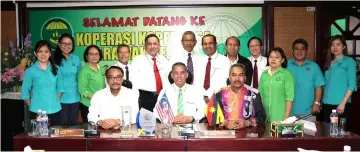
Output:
[54, 33, 75, 66]
[34, 40, 58, 76]
[324, 35, 348, 71]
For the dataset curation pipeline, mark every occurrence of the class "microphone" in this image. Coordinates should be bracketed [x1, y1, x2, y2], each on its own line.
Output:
[85, 121, 100, 137]
[292, 113, 314, 124]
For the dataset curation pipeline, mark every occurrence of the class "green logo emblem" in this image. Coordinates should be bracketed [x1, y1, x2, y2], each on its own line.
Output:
[41, 18, 73, 49]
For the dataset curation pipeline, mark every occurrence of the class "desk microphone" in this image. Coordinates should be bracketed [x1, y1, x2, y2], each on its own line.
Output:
[281, 113, 315, 137]
[85, 121, 100, 137]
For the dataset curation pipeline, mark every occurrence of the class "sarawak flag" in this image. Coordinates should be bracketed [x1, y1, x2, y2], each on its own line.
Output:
[155, 92, 174, 123]
[205, 93, 224, 126]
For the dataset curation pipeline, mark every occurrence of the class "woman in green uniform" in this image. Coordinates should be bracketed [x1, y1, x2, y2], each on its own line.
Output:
[258, 47, 295, 121]
[78, 45, 106, 122]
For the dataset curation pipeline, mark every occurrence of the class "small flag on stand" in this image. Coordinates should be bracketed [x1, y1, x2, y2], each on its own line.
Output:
[155, 92, 174, 123]
[205, 93, 224, 126]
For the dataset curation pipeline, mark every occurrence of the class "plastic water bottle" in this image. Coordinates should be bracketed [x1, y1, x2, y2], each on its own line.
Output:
[344, 145, 351, 152]
[35, 109, 42, 136]
[40, 111, 49, 136]
[330, 109, 339, 136]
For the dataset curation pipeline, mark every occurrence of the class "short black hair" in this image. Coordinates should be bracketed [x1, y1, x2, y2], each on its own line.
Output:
[105, 66, 124, 78]
[171, 62, 187, 72]
[247, 37, 263, 48]
[83, 45, 103, 63]
[117, 44, 130, 54]
[292, 38, 308, 50]
[202, 34, 217, 45]
[145, 34, 160, 44]
[229, 63, 246, 76]
[266, 47, 288, 68]
[225, 36, 240, 46]
[182, 31, 196, 41]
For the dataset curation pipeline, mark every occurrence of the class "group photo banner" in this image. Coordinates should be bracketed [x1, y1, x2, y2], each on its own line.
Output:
[29, 6, 262, 66]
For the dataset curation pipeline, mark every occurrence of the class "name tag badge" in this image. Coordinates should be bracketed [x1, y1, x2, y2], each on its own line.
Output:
[185, 101, 195, 104]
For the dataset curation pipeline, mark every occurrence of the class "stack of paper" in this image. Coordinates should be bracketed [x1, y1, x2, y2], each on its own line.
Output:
[300, 120, 317, 132]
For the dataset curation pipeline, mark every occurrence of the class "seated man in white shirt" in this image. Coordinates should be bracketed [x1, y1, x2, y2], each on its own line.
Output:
[88, 66, 139, 129]
[154, 62, 206, 124]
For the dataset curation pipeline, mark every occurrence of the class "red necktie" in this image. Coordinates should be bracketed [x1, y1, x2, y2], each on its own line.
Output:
[253, 60, 258, 89]
[203, 57, 211, 90]
[152, 57, 163, 94]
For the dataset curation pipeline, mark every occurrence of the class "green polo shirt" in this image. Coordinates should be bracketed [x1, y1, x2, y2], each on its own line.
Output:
[287, 59, 325, 116]
[78, 63, 106, 107]
[323, 56, 357, 105]
[258, 67, 295, 121]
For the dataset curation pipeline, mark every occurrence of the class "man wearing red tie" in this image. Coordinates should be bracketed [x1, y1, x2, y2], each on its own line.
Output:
[193, 34, 231, 100]
[132, 34, 169, 111]
[247, 37, 268, 89]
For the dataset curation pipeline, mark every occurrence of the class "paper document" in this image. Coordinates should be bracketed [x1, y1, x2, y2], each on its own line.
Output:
[300, 120, 317, 132]
[282, 116, 297, 124]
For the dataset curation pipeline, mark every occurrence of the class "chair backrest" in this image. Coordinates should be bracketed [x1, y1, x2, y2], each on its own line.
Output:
[168, 70, 193, 84]
[121, 79, 133, 89]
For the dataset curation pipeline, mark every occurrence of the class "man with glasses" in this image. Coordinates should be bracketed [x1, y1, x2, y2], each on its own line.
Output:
[287, 39, 325, 122]
[88, 66, 139, 129]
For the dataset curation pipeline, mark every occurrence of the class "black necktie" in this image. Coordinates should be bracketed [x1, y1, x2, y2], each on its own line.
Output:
[125, 65, 129, 81]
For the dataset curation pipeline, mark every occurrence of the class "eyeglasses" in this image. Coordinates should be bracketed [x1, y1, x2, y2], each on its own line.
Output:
[107, 76, 123, 81]
[59, 43, 73, 47]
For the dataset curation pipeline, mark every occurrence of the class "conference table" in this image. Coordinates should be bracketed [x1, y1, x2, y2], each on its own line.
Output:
[13, 122, 360, 151]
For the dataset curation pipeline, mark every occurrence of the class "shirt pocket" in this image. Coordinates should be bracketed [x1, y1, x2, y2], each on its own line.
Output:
[184, 100, 196, 116]
[272, 78, 285, 90]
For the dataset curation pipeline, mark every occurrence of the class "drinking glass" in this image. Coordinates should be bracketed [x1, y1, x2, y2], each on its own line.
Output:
[339, 118, 348, 136]
[121, 106, 132, 131]
[28, 119, 38, 136]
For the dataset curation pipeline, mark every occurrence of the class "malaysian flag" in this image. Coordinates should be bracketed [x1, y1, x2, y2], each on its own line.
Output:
[155, 92, 174, 123]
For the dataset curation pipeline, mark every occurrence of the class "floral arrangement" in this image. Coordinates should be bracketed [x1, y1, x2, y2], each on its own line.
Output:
[1, 33, 35, 93]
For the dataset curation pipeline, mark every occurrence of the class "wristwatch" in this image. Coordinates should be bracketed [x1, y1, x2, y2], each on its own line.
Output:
[314, 101, 321, 106]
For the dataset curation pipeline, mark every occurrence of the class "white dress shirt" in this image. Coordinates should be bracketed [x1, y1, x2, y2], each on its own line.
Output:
[193, 52, 231, 98]
[248, 55, 268, 87]
[227, 54, 239, 65]
[153, 83, 206, 122]
[112, 61, 132, 82]
[131, 53, 170, 92]
[169, 49, 200, 66]
[88, 86, 139, 124]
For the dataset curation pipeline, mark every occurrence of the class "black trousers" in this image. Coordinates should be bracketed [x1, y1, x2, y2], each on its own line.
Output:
[30, 110, 62, 126]
[79, 103, 89, 123]
[60, 102, 79, 126]
[139, 89, 159, 112]
[321, 102, 351, 131]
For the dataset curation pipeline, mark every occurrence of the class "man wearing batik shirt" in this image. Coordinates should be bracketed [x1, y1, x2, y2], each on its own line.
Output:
[216, 63, 266, 130]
